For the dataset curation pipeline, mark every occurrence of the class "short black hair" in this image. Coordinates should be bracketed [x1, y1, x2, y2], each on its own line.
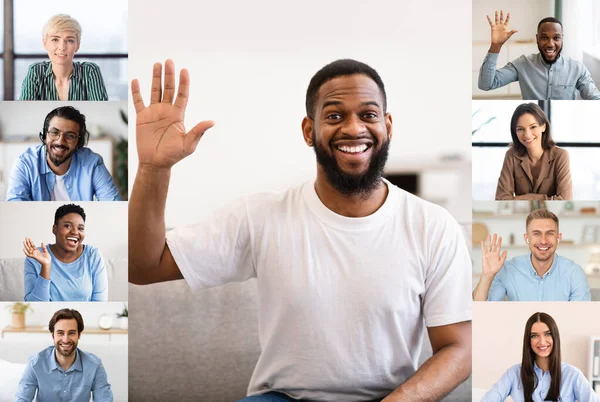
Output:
[537, 17, 562, 32]
[305, 59, 387, 119]
[54, 204, 86, 225]
[42, 106, 89, 148]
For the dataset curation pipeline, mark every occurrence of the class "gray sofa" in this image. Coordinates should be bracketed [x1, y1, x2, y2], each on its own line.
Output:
[129, 279, 471, 401]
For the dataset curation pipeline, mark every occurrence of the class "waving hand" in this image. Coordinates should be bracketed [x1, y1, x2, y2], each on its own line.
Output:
[131, 59, 215, 169]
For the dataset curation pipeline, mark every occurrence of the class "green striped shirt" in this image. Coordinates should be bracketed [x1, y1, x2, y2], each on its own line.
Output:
[20, 61, 109, 101]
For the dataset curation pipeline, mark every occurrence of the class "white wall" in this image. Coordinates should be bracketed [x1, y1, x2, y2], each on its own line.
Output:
[473, 302, 600, 390]
[472, 0, 553, 43]
[0, 202, 127, 259]
[0, 101, 128, 140]
[128, 0, 473, 228]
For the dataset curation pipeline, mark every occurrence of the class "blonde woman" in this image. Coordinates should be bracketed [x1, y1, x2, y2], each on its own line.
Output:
[20, 14, 108, 100]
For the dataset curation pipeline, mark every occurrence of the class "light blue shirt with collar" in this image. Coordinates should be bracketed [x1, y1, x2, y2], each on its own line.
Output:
[15, 346, 113, 402]
[478, 52, 600, 100]
[6, 144, 121, 201]
[482, 362, 599, 402]
[487, 254, 591, 301]
[24, 244, 108, 302]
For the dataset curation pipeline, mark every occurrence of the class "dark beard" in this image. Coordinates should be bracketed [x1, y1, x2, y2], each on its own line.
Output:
[538, 43, 562, 65]
[312, 132, 389, 197]
[46, 145, 75, 168]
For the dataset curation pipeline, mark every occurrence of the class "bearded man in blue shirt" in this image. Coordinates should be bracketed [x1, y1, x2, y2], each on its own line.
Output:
[478, 11, 600, 100]
[473, 209, 591, 301]
[15, 308, 113, 402]
[6, 106, 121, 201]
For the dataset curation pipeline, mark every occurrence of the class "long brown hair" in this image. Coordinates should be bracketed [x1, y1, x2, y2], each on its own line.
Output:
[510, 103, 556, 156]
[521, 312, 561, 402]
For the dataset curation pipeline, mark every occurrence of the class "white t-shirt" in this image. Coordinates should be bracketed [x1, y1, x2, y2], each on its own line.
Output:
[166, 179, 472, 401]
[50, 175, 71, 201]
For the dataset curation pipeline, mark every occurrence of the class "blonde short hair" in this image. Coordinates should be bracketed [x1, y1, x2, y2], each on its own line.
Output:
[526, 209, 559, 230]
[42, 14, 82, 43]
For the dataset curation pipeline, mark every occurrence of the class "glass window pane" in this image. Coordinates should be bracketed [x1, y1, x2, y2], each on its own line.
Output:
[14, 0, 127, 53]
[472, 100, 530, 143]
[15, 58, 127, 101]
[551, 101, 600, 143]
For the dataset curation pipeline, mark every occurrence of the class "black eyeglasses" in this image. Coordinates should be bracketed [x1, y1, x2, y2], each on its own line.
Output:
[47, 129, 79, 144]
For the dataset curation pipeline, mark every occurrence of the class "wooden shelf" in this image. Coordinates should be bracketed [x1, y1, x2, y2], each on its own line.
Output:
[2, 326, 128, 337]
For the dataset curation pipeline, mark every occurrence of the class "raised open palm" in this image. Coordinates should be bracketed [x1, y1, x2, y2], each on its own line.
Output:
[487, 10, 518, 46]
[131, 60, 215, 169]
[23, 238, 51, 267]
[481, 233, 507, 277]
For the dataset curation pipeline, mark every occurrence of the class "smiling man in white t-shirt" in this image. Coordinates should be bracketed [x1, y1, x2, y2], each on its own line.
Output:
[128, 59, 472, 402]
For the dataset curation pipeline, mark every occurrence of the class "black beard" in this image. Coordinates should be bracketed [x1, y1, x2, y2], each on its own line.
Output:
[46, 145, 75, 168]
[312, 132, 389, 197]
[538, 43, 562, 65]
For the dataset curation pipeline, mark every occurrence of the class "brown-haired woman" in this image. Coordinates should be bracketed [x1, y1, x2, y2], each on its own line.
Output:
[481, 312, 598, 402]
[495, 103, 573, 200]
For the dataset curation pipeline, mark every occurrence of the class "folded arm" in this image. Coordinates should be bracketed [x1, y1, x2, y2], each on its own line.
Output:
[382, 321, 472, 402]
[15, 360, 38, 402]
[92, 362, 114, 402]
[92, 157, 121, 201]
[576, 67, 600, 100]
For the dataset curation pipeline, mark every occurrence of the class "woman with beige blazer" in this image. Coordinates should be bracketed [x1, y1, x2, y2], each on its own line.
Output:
[495, 103, 572, 200]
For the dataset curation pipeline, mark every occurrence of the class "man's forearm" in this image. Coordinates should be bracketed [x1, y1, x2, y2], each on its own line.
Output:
[128, 164, 171, 284]
[382, 343, 471, 402]
[472, 274, 494, 301]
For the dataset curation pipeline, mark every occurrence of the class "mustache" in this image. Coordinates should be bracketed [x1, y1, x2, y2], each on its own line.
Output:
[52, 145, 69, 151]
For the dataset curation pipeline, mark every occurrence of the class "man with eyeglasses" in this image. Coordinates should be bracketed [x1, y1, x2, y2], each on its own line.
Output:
[6, 106, 121, 201]
[478, 12, 600, 100]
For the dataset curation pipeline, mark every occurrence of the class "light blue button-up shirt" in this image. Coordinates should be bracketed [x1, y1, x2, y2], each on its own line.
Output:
[488, 254, 590, 301]
[482, 362, 599, 402]
[15, 346, 113, 402]
[478, 52, 600, 100]
[6, 144, 121, 201]
[24, 245, 108, 302]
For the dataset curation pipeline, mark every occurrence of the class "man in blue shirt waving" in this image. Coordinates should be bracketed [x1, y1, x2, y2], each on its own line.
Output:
[15, 308, 113, 402]
[473, 208, 591, 301]
[478, 11, 600, 100]
[6, 106, 121, 201]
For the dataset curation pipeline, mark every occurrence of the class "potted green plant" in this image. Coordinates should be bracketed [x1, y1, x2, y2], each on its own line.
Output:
[117, 304, 128, 330]
[5, 303, 33, 329]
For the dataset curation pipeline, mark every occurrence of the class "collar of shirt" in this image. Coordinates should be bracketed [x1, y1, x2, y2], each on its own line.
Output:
[526, 252, 559, 278]
[43, 61, 80, 80]
[534, 52, 565, 70]
[47, 347, 83, 374]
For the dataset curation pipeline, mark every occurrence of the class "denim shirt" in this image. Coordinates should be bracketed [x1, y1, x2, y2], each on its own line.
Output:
[15, 346, 113, 402]
[488, 254, 591, 301]
[6, 144, 121, 201]
[478, 52, 600, 100]
[482, 362, 599, 402]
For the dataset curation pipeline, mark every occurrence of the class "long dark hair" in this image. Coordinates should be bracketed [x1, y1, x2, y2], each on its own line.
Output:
[521, 312, 561, 402]
[510, 103, 555, 156]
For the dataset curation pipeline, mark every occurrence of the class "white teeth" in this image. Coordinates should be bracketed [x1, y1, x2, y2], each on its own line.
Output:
[67, 237, 78, 242]
[337, 144, 368, 154]
[538, 247, 549, 250]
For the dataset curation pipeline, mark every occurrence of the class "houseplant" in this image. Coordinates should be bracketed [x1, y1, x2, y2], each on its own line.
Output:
[5, 303, 33, 329]
[117, 304, 128, 330]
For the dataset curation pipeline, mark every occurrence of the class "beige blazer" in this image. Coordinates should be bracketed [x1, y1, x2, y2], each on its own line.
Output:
[495, 146, 573, 200]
